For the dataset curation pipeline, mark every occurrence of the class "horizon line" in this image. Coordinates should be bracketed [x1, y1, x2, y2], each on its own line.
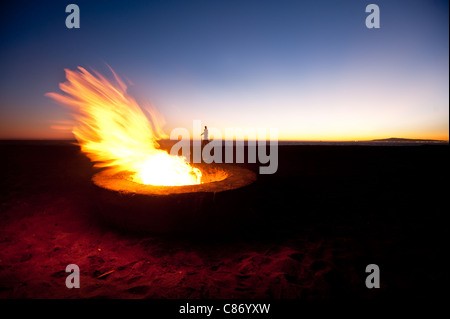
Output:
[0, 137, 448, 143]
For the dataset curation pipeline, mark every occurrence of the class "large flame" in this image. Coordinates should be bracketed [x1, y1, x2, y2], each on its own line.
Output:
[46, 66, 201, 186]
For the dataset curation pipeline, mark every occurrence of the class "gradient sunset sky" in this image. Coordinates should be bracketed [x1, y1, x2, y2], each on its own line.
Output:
[0, 0, 448, 141]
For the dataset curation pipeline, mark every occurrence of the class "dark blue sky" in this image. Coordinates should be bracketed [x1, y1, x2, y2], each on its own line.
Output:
[1, 0, 448, 140]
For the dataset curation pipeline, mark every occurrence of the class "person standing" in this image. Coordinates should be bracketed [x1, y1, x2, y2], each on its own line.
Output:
[201, 125, 209, 147]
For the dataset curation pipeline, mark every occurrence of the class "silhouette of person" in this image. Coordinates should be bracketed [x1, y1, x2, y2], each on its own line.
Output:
[201, 126, 209, 147]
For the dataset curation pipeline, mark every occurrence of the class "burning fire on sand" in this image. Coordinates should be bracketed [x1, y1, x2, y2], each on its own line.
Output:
[46, 66, 202, 186]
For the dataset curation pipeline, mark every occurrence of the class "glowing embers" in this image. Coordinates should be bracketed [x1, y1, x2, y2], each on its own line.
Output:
[92, 164, 248, 196]
[129, 153, 202, 186]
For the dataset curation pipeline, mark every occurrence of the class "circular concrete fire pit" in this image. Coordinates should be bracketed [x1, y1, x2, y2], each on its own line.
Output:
[92, 164, 257, 233]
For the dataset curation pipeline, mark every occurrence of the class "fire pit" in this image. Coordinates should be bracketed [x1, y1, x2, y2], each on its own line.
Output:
[92, 163, 257, 233]
[47, 67, 258, 234]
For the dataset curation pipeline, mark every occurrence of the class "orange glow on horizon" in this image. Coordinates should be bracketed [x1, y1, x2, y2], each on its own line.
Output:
[1, 125, 448, 142]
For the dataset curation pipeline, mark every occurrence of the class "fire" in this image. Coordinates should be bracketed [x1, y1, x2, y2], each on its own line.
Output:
[46, 66, 202, 186]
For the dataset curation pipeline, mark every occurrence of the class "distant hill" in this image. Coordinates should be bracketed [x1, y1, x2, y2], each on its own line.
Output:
[371, 137, 448, 143]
